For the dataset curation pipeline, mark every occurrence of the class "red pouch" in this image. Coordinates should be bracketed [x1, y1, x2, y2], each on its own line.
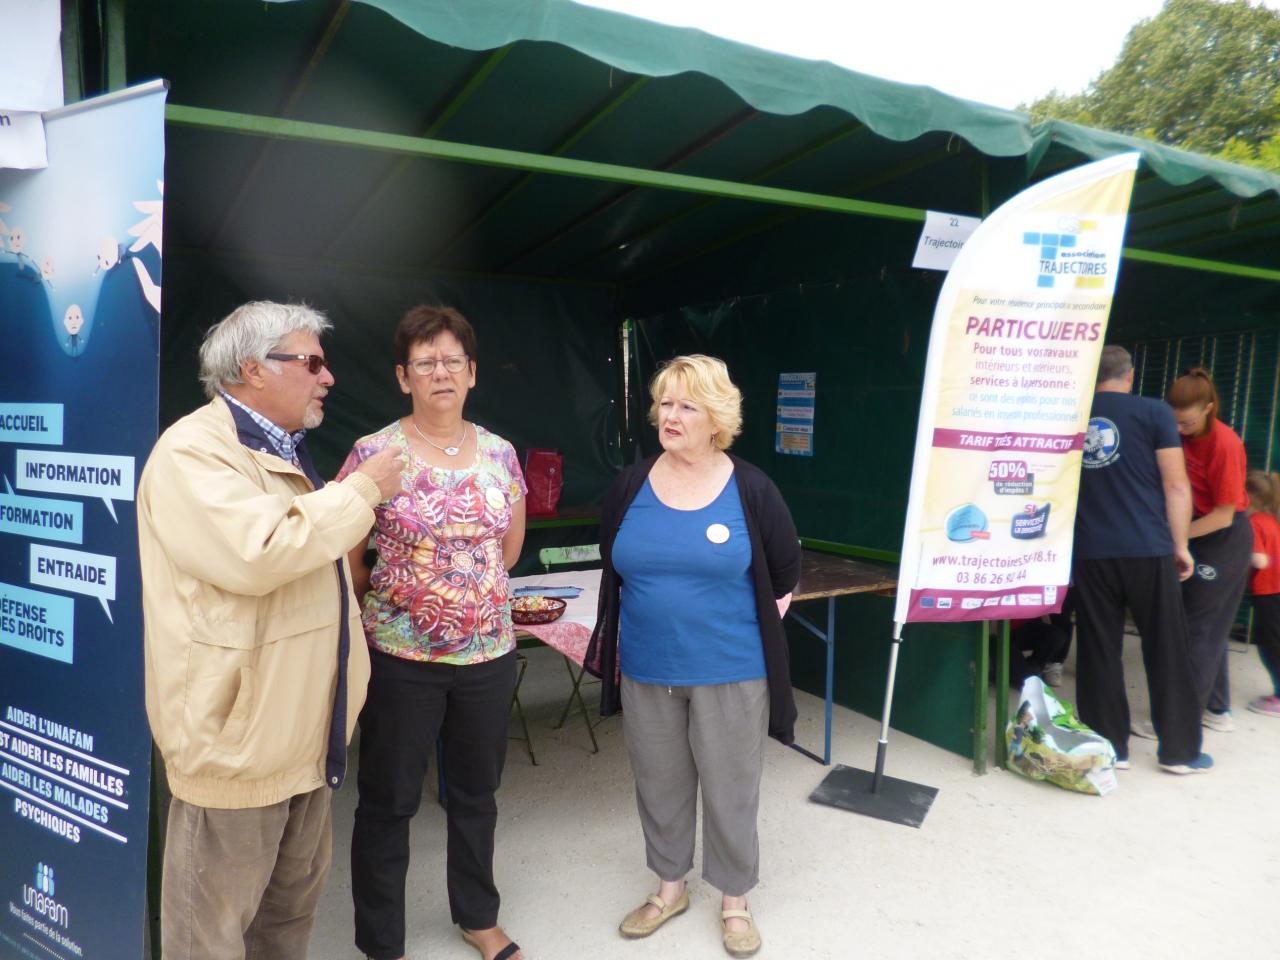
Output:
[523, 448, 563, 517]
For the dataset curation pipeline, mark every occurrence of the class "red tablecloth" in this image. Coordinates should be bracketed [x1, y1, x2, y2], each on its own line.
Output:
[510, 570, 599, 667]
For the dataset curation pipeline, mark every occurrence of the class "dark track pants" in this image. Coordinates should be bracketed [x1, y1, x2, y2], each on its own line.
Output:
[1252, 593, 1280, 696]
[1184, 513, 1253, 714]
[351, 648, 517, 960]
[1072, 555, 1202, 765]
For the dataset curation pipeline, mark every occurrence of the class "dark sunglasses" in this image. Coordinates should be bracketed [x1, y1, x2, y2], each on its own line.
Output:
[266, 352, 329, 375]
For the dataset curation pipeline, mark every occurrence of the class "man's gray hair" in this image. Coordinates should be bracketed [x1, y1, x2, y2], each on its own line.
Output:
[1097, 344, 1133, 384]
[198, 301, 332, 399]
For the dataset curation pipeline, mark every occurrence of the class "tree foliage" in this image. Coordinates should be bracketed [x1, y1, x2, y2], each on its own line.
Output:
[1021, 0, 1280, 172]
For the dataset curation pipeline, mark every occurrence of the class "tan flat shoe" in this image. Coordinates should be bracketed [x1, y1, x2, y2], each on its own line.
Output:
[461, 927, 521, 960]
[618, 888, 689, 938]
[721, 908, 762, 958]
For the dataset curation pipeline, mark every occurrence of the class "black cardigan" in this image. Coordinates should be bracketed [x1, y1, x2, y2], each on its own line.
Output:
[582, 453, 802, 744]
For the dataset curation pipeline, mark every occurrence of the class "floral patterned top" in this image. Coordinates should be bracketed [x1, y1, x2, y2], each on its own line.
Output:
[337, 421, 527, 665]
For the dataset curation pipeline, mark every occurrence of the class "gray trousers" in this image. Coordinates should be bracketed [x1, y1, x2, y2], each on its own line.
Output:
[161, 787, 332, 960]
[621, 676, 768, 897]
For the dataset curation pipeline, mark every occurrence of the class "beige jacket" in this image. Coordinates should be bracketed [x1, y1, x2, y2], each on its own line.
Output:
[137, 397, 379, 808]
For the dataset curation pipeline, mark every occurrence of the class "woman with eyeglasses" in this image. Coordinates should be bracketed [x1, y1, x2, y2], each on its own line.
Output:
[336, 305, 527, 960]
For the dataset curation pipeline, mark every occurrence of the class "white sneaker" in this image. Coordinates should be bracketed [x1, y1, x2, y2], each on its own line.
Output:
[1159, 752, 1214, 775]
[1202, 710, 1235, 732]
[1041, 662, 1064, 686]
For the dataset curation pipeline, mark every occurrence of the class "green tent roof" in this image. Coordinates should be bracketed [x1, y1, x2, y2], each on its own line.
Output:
[358, 0, 1038, 157]
[124, 0, 1280, 294]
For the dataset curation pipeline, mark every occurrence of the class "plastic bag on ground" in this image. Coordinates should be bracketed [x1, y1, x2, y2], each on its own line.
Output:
[1006, 676, 1117, 796]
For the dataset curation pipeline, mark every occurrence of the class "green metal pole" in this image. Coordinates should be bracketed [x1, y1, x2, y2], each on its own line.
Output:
[1121, 246, 1280, 283]
[164, 105, 926, 223]
[60, 0, 84, 103]
[797, 537, 900, 564]
[973, 620, 989, 774]
[162, 106, 1280, 287]
[104, 0, 127, 91]
[146, 747, 164, 960]
[995, 620, 1011, 768]
[434, 75, 651, 257]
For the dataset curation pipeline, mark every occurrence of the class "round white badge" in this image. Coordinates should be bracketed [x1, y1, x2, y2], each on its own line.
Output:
[485, 487, 507, 510]
[706, 523, 730, 544]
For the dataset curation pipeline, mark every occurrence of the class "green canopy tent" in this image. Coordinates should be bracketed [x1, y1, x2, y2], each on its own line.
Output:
[65, 0, 1280, 766]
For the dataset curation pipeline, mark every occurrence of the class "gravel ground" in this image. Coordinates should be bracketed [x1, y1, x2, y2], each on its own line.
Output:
[309, 636, 1280, 960]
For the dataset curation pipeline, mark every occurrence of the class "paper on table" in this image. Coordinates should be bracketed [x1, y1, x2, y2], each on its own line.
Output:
[512, 585, 583, 598]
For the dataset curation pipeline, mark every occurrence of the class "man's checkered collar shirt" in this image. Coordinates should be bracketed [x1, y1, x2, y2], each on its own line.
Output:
[220, 391, 306, 465]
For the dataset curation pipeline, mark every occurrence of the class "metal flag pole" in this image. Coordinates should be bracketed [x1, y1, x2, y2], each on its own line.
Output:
[808, 621, 939, 828]
[872, 621, 905, 792]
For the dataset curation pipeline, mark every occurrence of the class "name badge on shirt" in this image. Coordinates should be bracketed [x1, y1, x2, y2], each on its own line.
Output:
[706, 523, 730, 544]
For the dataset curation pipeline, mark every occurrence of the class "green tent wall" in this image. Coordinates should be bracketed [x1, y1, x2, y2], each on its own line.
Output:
[64, 0, 1280, 761]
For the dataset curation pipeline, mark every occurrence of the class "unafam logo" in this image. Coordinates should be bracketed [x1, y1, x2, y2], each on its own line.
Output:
[23, 861, 69, 928]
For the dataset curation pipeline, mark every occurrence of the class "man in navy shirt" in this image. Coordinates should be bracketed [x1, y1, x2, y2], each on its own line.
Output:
[1072, 345, 1211, 774]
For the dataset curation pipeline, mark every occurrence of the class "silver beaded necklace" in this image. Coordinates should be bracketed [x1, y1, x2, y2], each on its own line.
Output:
[411, 419, 468, 456]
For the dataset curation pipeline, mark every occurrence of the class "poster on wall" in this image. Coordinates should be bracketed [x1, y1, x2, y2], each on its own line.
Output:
[0, 81, 165, 960]
[894, 153, 1139, 624]
[775, 371, 816, 456]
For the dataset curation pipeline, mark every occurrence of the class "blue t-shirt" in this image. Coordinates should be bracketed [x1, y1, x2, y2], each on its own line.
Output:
[1074, 391, 1181, 559]
[613, 475, 764, 685]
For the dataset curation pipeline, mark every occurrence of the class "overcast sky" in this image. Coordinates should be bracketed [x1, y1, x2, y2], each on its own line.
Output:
[573, 0, 1276, 109]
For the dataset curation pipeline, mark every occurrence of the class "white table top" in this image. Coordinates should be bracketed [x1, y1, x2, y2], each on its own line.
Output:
[509, 569, 601, 628]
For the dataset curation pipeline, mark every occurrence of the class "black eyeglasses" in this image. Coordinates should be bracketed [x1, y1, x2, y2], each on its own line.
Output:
[266, 353, 329, 375]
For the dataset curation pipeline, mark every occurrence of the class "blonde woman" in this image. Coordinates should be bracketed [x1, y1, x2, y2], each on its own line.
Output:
[584, 355, 800, 958]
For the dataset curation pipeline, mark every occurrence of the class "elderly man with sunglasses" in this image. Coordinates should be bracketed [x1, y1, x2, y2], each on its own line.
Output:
[137, 301, 404, 960]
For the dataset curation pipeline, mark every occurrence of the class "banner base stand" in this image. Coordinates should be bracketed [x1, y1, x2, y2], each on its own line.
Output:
[808, 763, 938, 828]
[808, 625, 937, 827]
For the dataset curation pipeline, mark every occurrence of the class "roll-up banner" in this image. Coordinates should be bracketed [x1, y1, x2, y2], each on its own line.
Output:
[0, 81, 165, 960]
[895, 153, 1139, 625]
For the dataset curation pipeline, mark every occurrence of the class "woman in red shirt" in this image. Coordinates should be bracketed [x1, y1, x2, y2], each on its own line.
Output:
[1167, 369, 1252, 732]
[1245, 470, 1280, 718]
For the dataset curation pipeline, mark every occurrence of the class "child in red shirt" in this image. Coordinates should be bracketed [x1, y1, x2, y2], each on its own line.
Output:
[1246, 470, 1280, 717]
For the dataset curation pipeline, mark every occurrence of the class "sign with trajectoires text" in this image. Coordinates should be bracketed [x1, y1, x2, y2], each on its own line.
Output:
[894, 153, 1139, 624]
[0, 82, 165, 960]
[912, 210, 981, 272]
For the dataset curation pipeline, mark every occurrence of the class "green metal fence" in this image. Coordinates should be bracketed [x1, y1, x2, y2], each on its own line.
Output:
[1132, 325, 1280, 642]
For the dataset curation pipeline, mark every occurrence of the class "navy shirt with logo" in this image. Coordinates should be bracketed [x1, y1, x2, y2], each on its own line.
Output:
[1074, 391, 1181, 560]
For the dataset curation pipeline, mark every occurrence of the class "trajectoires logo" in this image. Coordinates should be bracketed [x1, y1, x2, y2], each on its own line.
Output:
[1022, 216, 1110, 290]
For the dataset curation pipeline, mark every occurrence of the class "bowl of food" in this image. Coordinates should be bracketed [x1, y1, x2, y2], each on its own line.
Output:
[510, 595, 567, 625]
